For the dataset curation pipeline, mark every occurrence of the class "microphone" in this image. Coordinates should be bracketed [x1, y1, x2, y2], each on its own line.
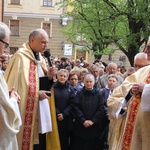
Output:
[44, 50, 52, 67]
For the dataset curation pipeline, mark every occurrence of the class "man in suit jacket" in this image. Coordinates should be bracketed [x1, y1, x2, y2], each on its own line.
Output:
[101, 74, 118, 105]
[91, 65, 104, 89]
[99, 62, 123, 88]
[100, 74, 118, 150]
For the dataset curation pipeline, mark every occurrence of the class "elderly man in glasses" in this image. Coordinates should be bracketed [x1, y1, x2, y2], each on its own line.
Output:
[0, 22, 21, 150]
[133, 52, 150, 71]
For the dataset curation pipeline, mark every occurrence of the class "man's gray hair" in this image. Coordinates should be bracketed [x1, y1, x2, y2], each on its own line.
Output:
[134, 52, 147, 61]
[0, 22, 11, 40]
[108, 62, 117, 68]
[91, 65, 100, 72]
[29, 29, 48, 41]
[80, 68, 89, 74]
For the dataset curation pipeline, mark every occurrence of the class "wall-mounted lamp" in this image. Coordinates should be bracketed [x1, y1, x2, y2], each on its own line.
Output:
[12, 15, 17, 20]
[44, 17, 49, 21]
[62, 17, 68, 26]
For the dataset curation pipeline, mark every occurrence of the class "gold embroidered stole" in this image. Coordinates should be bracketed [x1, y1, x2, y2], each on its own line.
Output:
[122, 71, 150, 150]
[22, 61, 37, 150]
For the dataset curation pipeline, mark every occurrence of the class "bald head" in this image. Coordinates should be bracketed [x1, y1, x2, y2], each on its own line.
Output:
[29, 29, 48, 41]
[134, 52, 150, 71]
[29, 29, 49, 53]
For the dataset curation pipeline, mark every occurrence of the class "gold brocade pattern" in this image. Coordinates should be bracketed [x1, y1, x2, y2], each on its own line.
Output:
[22, 61, 36, 150]
[122, 71, 150, 150]
[121, 94, 141, 150]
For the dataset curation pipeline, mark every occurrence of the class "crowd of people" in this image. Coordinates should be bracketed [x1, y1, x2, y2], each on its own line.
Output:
[1, 21, 150, 150]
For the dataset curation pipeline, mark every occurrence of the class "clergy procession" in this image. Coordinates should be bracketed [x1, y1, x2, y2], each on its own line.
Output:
[1, 21, 150, 150]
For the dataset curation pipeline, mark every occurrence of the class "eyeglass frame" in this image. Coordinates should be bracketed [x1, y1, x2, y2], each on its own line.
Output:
[0, 39, 9, 48]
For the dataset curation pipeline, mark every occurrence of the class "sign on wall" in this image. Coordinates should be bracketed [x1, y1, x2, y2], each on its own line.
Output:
[64, 44, 73, 56]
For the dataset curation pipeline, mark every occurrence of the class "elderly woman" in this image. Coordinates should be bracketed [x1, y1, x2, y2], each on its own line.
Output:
[54, 69, 75, 150]
[72, 73, 106, 150]
[0, 22, 21, 150]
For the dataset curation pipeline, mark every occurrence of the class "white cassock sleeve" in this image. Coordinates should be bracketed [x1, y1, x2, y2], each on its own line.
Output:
[9, 97, 22, 126]
[141, 84, 150, 111]
[114, 99, 127, 118]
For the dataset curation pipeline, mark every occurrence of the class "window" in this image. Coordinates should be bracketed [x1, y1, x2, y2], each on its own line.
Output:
[42, 22, 52, 37]
[43, 0, 52, 6]
[11, 0, 20, 4]
[10, 20, 20, 36]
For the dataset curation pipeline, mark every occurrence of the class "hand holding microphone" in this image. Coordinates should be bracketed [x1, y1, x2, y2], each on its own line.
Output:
[44, 50, 58, 79]
[44, 50, 53, 67]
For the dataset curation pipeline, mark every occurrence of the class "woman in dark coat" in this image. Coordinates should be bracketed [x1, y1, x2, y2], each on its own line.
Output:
[54, 69, 75, 150]
[72, 73, 106, 150]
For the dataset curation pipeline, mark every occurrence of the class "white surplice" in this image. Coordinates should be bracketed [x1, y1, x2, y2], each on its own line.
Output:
[38, 61, 52, 134]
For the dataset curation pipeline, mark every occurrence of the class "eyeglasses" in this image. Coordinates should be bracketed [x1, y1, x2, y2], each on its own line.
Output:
[0, 39, 9, 48]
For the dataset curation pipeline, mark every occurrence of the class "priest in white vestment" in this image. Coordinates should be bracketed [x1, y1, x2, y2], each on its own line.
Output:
[107, 65, 150, 150]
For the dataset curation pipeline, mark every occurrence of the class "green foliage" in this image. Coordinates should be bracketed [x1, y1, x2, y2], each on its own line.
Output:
[76, 46, 90, 53]
[57, 0, 150, 65]
[92, 48, 115, 55]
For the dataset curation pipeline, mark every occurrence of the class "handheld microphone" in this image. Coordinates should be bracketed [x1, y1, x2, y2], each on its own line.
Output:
[44, 50, 52, 67]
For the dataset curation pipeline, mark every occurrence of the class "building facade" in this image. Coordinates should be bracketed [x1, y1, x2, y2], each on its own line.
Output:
[4, 0, 76, 58]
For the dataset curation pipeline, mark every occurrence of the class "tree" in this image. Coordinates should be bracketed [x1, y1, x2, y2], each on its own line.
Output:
[58, 0, 150, 66]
